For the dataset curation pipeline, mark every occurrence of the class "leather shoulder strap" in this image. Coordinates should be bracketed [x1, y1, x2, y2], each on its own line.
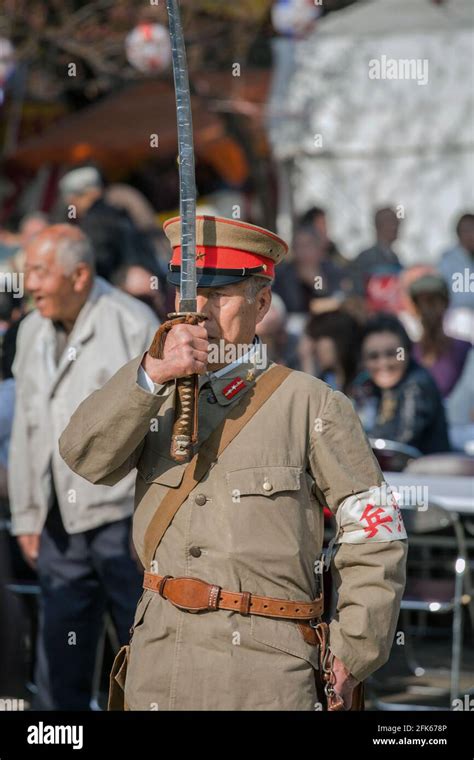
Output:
[143, 364, 292, 569]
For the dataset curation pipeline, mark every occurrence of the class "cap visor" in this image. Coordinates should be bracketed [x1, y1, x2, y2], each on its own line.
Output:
[167, 271, 256, 288]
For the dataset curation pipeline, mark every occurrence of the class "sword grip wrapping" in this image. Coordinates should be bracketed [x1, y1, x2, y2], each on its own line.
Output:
[148, 311, 206, 463]
[170, 373, 199, 463]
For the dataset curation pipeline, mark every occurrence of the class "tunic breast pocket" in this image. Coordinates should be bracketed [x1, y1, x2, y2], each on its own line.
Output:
[225, 465, 302, 502]
[223, 466, 305, 557]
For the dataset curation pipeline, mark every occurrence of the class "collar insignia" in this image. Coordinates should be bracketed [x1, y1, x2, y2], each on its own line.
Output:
[221, 376, 247, 400]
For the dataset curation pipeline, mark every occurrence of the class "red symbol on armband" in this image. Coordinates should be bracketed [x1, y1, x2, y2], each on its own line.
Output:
[359, 503, 393, 538]
[390, 494, 405, 533]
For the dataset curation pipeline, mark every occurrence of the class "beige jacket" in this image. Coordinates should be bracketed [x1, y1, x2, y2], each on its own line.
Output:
[9, 277, 158, 536]
[59, 354, 407, 710]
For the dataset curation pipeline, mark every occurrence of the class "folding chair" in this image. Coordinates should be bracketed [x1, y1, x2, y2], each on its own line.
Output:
[370, 438, 422, 473]
[371, 500, 473, 709]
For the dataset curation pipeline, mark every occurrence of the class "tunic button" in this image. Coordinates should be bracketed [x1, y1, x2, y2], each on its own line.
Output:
[263, 481, 273, 492]
[189, 546, 202, 558]
[194, 493, 207, 506]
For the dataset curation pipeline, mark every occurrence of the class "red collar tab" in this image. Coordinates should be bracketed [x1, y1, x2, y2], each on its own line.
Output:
[221, 376, 247, 400]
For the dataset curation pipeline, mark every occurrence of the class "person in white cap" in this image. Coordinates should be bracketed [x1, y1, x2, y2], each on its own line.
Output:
[59, 167, 158, 283]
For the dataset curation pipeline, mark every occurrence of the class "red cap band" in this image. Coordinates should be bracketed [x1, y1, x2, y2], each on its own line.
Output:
[170, 245, 275, 278]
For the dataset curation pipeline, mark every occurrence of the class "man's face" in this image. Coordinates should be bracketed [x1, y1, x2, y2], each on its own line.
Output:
[458, 221, 474, 254]
[293, 231, 325, 266]
[313, 336, 337, 371]
[66, 194, 85, 217]
[174, 280, 271, 347]
[65, 188, 100, 218]
[376, 211, 399, 245]
[413, 292, 447, 325]
[312, 213, 328, 242]
[25, 239, 82, 322]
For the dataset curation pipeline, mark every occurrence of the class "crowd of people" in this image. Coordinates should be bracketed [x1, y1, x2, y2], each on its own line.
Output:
[267, 206, 474, 456]
[0, 166, 472, 708]
[1, 178, 473, 477]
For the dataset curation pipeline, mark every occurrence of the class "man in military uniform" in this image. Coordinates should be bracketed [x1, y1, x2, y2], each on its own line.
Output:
[59, 215, 407, 711]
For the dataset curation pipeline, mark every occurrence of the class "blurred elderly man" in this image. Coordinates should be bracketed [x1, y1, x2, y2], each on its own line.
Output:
[8, 224, 159, 709]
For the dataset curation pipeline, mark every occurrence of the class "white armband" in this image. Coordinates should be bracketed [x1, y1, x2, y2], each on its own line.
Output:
[335, 483, 407, 544]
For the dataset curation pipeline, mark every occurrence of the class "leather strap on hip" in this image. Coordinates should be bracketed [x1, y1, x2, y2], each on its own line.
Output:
[143, 572, 323, 620]
[143, 364, 292, 569]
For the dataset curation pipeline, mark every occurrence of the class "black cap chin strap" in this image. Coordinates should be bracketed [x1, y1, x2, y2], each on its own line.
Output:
[168, 263, 268, 276]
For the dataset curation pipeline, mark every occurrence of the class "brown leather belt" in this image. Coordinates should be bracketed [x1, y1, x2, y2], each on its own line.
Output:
[143, 572, 323, 622]
[141, 572, 364, 710]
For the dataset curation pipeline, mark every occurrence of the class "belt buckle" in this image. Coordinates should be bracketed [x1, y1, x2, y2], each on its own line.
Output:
[170, 576, 221, 613]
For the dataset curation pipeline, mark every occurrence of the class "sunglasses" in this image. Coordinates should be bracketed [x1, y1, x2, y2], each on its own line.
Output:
[364, 348, 400, 362]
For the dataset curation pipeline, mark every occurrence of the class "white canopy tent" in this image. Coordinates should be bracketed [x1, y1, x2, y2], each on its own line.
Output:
[267, 0, 474, 263]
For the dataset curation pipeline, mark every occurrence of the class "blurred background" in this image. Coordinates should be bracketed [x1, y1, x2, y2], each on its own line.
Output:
[0, 0, 473, 711]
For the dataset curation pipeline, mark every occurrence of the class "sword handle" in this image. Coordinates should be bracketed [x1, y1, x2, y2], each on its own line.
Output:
[171, 372, 199, 463]
[148, 311, 206, 463]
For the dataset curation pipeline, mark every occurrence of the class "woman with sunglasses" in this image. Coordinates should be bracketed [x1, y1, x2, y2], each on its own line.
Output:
[351, 314, 450, 455]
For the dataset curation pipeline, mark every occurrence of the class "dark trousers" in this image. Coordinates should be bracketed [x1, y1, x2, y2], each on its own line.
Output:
[34, 499, 142, 710]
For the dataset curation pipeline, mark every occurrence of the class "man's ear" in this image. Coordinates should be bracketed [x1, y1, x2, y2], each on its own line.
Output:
[72, 263, 93, 293]
[255, 286, 272, 325]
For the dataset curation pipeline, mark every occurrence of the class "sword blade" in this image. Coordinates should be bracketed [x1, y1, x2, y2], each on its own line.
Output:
[166, 0, 197, 312]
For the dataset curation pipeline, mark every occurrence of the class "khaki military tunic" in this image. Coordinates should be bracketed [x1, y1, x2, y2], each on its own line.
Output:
[59, 353, 407, 711]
